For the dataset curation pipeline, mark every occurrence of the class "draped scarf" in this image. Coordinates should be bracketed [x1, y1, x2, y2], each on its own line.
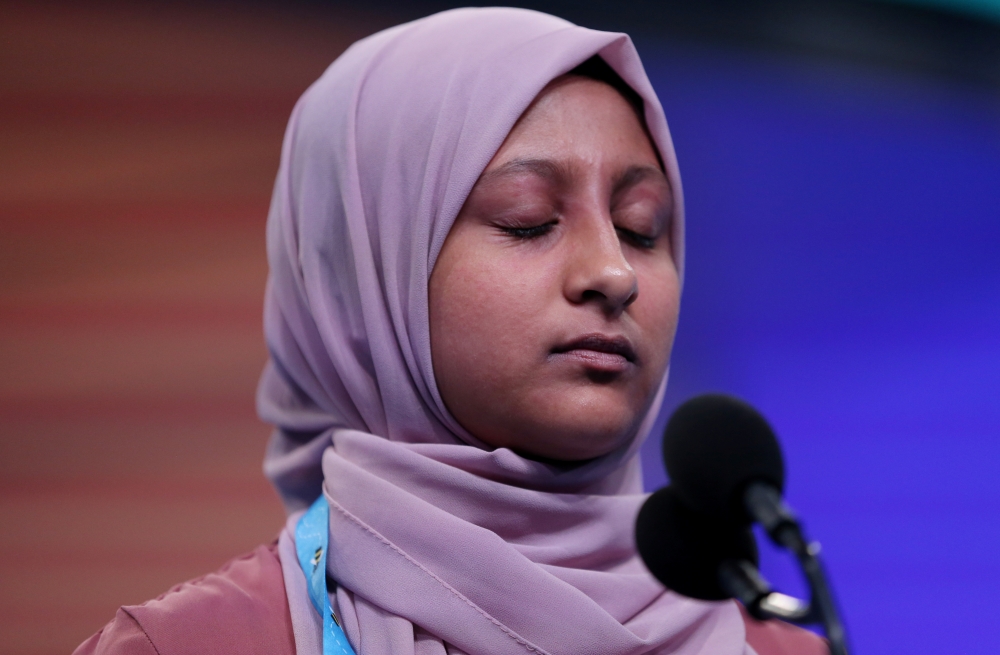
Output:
[258, 7, 751, 654]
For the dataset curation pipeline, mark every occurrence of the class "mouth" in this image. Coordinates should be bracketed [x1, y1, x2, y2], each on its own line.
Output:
[550, 334, 638, 369]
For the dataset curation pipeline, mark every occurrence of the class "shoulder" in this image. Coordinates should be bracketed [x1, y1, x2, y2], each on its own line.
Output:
[739, 603, 828, 655]
[73, 543, 296, 655]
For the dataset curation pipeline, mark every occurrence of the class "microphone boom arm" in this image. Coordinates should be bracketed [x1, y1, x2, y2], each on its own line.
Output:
[724, 482, 849, 655]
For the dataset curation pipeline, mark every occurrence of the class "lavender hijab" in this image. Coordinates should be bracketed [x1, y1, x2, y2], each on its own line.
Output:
[258, 7, 752, 655]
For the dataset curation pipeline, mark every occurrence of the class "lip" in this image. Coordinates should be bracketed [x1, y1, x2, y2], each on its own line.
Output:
[550, 333, 638, 371]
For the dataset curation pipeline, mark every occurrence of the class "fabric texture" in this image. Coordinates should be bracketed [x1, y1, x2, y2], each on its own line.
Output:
[69, 539, 823, 655]
[72, 544, 296, 655]
[738, 606, 828, 655]
[279, 513, 325, 655]
[257, 6, 747, 655]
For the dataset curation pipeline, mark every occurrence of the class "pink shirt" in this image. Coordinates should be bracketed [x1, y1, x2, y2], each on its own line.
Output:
[73, 544, 295, 655]
[74, 542, 826, 655]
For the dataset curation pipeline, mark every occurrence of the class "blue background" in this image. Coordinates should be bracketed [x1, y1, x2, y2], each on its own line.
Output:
[636, 39, 1000, 653]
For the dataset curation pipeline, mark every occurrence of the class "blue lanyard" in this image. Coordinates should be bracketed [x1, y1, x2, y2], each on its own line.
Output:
[296, 496, 358, 655]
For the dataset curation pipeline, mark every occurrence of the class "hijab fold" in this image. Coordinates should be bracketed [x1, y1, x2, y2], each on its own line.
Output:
[259, 7, 749, 654]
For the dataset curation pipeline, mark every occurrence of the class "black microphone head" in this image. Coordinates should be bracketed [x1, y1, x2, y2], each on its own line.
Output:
[663, 394, 785, 521]
[635, 486, 758, 600]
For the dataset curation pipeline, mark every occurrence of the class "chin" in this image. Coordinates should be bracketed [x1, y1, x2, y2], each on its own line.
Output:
[510, 388, 648, 462]
[522, 402, 641, 461]
[526, 430, 632, 462]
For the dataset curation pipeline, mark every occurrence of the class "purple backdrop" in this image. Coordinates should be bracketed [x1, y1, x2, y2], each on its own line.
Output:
[636, 40, 1000, 654]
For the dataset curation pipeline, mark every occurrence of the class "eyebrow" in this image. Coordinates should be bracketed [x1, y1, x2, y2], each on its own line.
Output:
[477, 158, 568, 185]
[612, 165, 670, 196]
[479, 158, 669, 195]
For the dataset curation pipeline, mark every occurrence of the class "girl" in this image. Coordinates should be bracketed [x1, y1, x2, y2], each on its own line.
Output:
[76, 8, 823, 655]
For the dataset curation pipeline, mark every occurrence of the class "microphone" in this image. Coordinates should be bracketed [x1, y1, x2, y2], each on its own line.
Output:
[636, 394, 848, 655]
[662, 394, 803, 552]
[635, 485, 758, 601]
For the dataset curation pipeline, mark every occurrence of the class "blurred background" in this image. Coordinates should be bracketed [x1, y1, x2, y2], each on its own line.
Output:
[0, 1, 997, 653]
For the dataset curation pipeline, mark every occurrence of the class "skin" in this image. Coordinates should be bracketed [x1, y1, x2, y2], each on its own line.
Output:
[429, 75, 680, 461]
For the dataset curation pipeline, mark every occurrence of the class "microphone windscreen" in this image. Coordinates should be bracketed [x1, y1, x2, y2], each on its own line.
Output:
[635, 486, 758, 600]
[663, 394, 785, 521]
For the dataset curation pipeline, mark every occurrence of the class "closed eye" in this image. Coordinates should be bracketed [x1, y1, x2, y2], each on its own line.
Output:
[500, 221, 557, 240]
[616, 227, 656, 249]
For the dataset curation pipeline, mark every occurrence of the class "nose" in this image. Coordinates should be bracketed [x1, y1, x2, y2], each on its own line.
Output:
[564, 216, 639, 316]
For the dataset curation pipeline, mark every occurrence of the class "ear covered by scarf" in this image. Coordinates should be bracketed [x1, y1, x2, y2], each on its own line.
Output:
[258, 7, 749, 655]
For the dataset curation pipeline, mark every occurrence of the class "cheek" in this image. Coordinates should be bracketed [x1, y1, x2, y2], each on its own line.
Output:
[430, 242, 557, 399]
[634, 261, 681, 371]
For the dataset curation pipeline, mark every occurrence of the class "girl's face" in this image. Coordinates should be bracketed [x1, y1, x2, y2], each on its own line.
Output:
[430, 75, 679, 461]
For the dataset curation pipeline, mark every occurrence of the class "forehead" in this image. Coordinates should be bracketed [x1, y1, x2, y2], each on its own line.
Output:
[485, 76, 661, 172]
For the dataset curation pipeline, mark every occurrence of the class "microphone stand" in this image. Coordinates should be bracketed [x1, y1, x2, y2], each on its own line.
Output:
[719, 482, 849, 655]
